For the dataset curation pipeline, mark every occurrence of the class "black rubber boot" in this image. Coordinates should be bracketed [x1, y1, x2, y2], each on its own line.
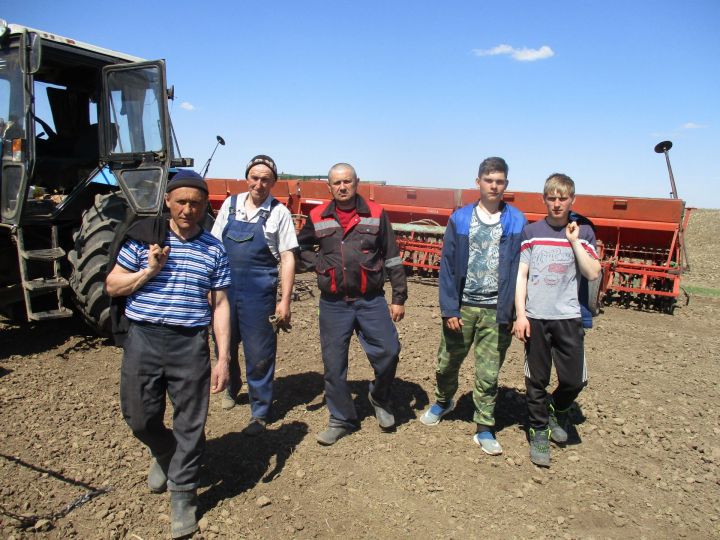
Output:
[170, 489, 199, 539]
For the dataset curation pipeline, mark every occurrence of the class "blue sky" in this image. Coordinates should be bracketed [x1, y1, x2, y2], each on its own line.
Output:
[8, 1, 720, 207]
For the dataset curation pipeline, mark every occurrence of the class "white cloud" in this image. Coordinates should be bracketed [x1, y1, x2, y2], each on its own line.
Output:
[180, 101, 195, 111]
[652, 122, 708, 138]
[472, 44, 554, 62]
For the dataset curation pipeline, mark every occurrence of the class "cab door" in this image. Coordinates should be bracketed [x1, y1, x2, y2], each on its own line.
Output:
[100, 60, 172, 216]
[0, 29, 40, 225]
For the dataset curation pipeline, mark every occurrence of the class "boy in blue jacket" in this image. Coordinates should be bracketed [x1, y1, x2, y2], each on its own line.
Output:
[420, 157, 527, 455]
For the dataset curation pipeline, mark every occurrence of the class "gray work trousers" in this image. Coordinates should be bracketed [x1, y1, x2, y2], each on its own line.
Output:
[120, 322, 210, 491]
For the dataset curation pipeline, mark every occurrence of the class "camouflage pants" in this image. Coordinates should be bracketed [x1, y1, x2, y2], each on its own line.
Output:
[434, 306, 512, 427]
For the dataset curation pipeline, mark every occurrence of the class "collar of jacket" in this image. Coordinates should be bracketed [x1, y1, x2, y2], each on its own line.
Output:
[320, 194, 371, 219]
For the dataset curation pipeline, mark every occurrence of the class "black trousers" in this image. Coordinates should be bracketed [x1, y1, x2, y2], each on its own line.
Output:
[524, 318, 587, 430]
[120, 322, 210, 491]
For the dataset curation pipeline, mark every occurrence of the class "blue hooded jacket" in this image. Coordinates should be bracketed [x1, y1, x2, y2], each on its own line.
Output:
[439, 202, 527, 325]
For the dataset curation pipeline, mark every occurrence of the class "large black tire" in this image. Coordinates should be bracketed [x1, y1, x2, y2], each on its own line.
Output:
[68, 192, 127, 336]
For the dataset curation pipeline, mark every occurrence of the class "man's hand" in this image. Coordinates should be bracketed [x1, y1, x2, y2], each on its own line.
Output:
[513, 315, 531, 342]
[444, 316, 463, 332]
[210, 358, 230, 394]
[147, 244, 170, 276]
[565, 221, 580, 243]
[275, 301, 291, 325]
[389, 304, 405, 322]
[105, 243, 170, 297]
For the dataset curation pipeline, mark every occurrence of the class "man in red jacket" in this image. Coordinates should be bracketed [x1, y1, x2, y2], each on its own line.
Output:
[297, 163, 408, 445]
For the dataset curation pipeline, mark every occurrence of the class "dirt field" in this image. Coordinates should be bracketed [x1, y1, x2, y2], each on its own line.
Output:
[1, 210, 719, 539]
[684, 208, 720, 290]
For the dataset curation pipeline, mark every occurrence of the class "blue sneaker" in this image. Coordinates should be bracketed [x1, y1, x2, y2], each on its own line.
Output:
[419, 400, 455, 425]
[473, 431, 503, 455]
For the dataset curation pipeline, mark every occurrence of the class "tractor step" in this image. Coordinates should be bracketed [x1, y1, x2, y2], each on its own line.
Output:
[15, 226, 72, 323]
[28, 307, 74, 321]
[21, 247, 66, 261]
[23, 277, 70, 292]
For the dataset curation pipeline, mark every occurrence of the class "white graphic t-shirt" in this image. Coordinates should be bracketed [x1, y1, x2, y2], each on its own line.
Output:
[520, 218, 598, 319]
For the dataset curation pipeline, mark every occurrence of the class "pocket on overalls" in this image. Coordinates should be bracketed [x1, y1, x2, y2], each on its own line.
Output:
[225, 231, 254, 243]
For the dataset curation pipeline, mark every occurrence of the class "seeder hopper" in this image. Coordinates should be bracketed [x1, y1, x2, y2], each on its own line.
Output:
[205, 164, 691, 314]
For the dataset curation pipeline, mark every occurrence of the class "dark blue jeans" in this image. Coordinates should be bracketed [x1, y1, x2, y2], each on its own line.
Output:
[120, 322, 210, 491]
[319, 295, 401, 429]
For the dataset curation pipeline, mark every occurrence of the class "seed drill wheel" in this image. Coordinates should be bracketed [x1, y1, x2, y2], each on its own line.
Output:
[68, 192, 127, 336]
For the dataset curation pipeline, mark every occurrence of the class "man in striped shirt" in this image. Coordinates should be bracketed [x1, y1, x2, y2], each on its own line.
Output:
[106, 170, 231, 539]
[514, 173, 601, 468]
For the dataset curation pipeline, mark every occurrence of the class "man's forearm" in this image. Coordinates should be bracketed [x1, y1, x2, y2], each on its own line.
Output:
[279, 251, 295, 306]
[572, 242, 601, 280]
[211, 291, 231, 362]
[515, 265, 529, 318]
[105, 267, 155, 297]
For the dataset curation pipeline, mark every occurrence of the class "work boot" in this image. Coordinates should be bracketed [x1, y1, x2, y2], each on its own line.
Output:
[147, 449, 173, 493]
[368, 391, 395, 430]
[170, 489, 199, 539]
[529, 428, 551, 467]
[242, 417, 267, 436]
[221, 389, 237, 410]
[316, 426, 354, 446]
[547, 400, 569, 444]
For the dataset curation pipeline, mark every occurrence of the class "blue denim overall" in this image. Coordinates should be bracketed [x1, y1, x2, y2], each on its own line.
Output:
[222, 195, 279, 420]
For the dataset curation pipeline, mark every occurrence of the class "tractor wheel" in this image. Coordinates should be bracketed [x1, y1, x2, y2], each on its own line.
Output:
[68, 192, 127, 336]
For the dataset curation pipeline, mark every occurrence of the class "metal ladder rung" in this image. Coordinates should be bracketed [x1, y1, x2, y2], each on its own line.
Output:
[23, 277, 70, 292]
[16, 225, 72, 322]
[20, 247, 66, 261]
[28, 308, 74, 321]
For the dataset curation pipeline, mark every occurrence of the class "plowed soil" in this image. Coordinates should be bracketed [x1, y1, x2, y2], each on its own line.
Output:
[1, 210, 718, 539]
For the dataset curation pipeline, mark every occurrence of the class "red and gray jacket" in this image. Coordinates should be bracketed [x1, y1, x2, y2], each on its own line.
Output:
[297, 195, 407, 305]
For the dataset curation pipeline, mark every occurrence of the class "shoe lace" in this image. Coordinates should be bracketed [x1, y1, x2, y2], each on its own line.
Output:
[530, 428, 551, 452]
[547, 401, 559, 424]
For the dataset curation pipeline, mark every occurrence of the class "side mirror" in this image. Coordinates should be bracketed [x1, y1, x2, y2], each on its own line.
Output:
[0, 19, 10, 47]
[19, 30, 42, 74]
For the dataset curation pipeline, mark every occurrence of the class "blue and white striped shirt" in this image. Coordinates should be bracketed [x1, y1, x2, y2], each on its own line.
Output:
[117, 229, 231, 327]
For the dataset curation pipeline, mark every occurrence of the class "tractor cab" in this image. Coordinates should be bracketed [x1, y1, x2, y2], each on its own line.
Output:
[0, 20, 191, 331]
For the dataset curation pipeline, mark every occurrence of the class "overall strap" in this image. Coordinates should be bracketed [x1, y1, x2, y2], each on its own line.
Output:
[221, 194, 240, 237]
[227, 194, 240, 222]
[257, 198, 280, 225]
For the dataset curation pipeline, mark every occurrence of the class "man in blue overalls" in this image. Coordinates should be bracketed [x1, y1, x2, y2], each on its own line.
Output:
[211, 155, 298, 435]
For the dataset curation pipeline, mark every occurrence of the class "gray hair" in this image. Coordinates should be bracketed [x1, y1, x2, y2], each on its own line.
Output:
[328, 163, 358, 181]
